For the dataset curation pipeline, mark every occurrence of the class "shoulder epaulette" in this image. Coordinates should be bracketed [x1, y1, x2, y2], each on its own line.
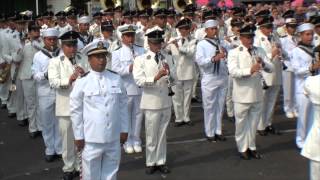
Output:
[107, 69, 118, 74]
[80, 71, 90, 78]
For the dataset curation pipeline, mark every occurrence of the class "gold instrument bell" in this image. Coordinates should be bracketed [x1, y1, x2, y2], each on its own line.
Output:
[100, 0, 122, 9]
[173, 0, 193, 13]
[137, 0, 160, 11]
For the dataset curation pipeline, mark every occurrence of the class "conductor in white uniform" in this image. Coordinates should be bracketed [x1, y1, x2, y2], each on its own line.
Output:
[70, 40, 129, 180]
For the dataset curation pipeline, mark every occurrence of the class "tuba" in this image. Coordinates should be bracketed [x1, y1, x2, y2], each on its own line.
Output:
[137, 0, 160, 11]
[100, 0, 122, 9]
[173, 0, 193, 13]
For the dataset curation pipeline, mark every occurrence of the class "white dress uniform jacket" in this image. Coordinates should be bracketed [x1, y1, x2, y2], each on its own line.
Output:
[70, 70, 129, 143]
[133, 50, 175, 110]
[48, 53, 89, 116]
[301, 75, 320, 180]
[112, 44, 145, 95]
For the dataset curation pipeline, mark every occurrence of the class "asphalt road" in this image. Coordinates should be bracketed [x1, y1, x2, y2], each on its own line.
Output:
[0, 97, 309, 180]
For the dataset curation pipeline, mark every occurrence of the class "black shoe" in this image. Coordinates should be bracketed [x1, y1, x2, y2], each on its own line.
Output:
[206, 136, 216, 142]
[8, 113, 16, 118]
[145, 166, 157, 175]
[240, 150, 250, 160]
[63, 172, 74, 180]
[18, 119, 28, 127]
[55, 154, 62, 159]
[72, 171, 80, 177]
[215, 134, 226, 141]
[174, 122, 185, 127]
[29, 131, 41, 139]
[158, 165, 170, 174]
[265, 125, 281, 135]
[45, 155, 55, 162]
[249, 150, 262, 159]
[191, 97, 201, 103]
[0, 104, 6, 109]
[185, 121, 194, 126]
[257, 130, 268, 136]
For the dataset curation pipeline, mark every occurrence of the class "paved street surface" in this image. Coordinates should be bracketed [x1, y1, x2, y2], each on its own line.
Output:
[0, 98, 309, 180]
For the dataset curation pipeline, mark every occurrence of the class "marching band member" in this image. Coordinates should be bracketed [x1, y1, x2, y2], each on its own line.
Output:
[228, 24, 273, 160]
[14, 21, 43, 138]
[32, 28, 62, 162]
[301, 74, 320, 180]
[280, 18, 298, 118]
[77, 14, 94, 51]
[291, 23, 319, 149]
[2, 14, 27, 121]
[55, 11, 72, 36]
[311, 16, 320, 46]
[195, 20, 228, 142]
[254, 16, 283, 136]
[112, 24, 145, 154]
[133, 28, 175, 174]
[167, 18, 197, 127]
[70, 40, 129, 180]
[48, 31, 89, 180]
[89, 12, 102, 39]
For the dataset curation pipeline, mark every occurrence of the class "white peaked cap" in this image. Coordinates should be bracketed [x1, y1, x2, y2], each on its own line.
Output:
[42, 28, 59, 37]
[204, 20, 219, 29]
[297, 23, 314, 33]
[78, 16, 91, 24]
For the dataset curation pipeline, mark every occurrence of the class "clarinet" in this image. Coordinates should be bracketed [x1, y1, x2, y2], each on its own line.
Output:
[251, 47, 269, 90]
[270, 33, 288, 70]
[158, 52, 175, 96]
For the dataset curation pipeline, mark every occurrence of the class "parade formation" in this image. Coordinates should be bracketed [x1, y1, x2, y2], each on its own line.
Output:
[0, 0, 320, 180]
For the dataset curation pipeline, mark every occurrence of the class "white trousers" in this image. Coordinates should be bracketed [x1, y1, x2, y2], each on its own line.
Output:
[192, 63, 200, 98]
[234, 102, 262, 152]
[0, 79, 10, 104]
[226, 75, 234, 117]
[201, 77, 227, 137]
[310, 160, 320, 180]
[144, 108, 171, 166]
[15, 79, 28, 121]
[58, 116, 79, 172]
[6, 80, 16, 114]
[258, 85, 280, 131]
[282, 71, 297, 114]
[125, 95, 143, 146]
[22, 79, 41, 132]
[38, 95, 62, 155]
[296, 93, 313, 148]
[82, 141, 120, 180]
[172, 80, 193, 123]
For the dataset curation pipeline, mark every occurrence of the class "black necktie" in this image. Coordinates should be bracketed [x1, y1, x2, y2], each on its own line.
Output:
[182, 38, 185, 45]
[155, 53, 159, 64]
[267, 36, 272, 42]
[248, 48, 252, 56]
